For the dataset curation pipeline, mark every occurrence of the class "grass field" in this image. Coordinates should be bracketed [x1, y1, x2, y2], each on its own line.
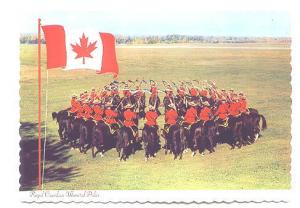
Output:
[19, 43, 291, 190]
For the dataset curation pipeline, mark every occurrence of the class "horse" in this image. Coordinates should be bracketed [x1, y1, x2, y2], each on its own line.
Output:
[228, 116, 245, 148]
[91, 121, 116, 158]
[78, 119, 95, 153]
[68, 117, 82, 148]
[244, 108, 267, 143]
[170, 124, 188, 160]
[52, 109, 71, 143]
[191, 120, 216, 156]
[142, 125, 159, 161]
[115, 126, 134, 161]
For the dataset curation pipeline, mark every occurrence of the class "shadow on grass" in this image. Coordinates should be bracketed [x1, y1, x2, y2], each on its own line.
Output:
[19, 122, 81, 191]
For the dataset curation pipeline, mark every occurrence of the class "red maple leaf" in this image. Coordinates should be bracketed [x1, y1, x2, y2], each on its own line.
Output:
[71, 33, 97, 64]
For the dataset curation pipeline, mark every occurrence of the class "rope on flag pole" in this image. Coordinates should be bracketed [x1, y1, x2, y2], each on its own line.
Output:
[42, 70, 49, 189]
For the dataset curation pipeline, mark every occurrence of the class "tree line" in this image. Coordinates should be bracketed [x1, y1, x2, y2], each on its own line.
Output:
[20, 33, 290, 45]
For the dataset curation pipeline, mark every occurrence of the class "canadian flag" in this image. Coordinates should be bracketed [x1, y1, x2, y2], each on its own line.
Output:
[41, 25, 119, 77]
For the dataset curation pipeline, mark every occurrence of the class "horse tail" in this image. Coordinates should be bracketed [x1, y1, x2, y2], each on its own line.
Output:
[259, 114, 267, 130]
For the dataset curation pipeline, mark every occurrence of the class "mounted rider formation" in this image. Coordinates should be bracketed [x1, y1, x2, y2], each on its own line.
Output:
[52, 79, 267, 161]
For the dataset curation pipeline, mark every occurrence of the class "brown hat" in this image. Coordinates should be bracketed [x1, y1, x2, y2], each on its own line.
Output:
[168, 103, 176, 109]
[202, 101, 210, 106]
[124, 103, 134, 109]
[188, 101, 197, 106]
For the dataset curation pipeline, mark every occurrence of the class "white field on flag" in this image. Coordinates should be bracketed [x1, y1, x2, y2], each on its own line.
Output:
[64, 28, 103, 71]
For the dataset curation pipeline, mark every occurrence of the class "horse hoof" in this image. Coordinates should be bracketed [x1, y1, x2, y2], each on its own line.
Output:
[191, 152, 196, 157]
[144, 157, 148, 162]
[201, 153, 205, 156]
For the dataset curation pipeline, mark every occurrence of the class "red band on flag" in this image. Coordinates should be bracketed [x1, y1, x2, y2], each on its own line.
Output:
[42, 25, 67, 69]
[97, 33, 119, 77]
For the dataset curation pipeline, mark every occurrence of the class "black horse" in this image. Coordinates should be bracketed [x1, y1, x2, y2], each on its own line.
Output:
[243, 108, 267, 143]
[168, 124, 188, 160]
[228, 116, 245, 148]
[52, 109, 71, 142]
[78, 119, 95, 153]
[142, 125, 160, 161]
[91, 121, 116, 158]
[116, 126, 134, 161]
[192, 120, 217, 156]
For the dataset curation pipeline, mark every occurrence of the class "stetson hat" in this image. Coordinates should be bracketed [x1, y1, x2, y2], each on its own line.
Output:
[106, 101, 113, 107]
[202, 101, 210, 106]
[124, 103, 134, 109]
[148, 105, 155, 110]
[188, 101, 197, 106]
[168, 103, 176, 109]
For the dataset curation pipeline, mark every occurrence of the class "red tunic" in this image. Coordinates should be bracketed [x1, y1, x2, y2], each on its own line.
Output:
[150, 86, 157, 94]
[105, 109, 118, 124]
[177, 89, 185, 96]
[165, 109, 178, 125]
[190, 88, 198, 97]
[70, 98, 81, 113]
[229, 102, 241, 116]
[93, 105, 104, 121]
[145, 111, 159, 126]
[76, 105, 84, 118]
[200, 106, 212, 121]
[123, 109, 136, 127]
[184, 107, 197, 124]
[215, 103, 229, 120]
[123, 90, 131, 97]
[199, 90, 208, 97]
[83, 104, 93, 119]
[239, 99, 248, 113]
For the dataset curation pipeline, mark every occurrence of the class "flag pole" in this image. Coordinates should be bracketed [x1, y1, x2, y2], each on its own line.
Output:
[37, 18, 42, 190]
[42, 69, 48, 189]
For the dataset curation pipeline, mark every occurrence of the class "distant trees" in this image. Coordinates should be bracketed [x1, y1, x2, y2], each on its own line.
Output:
[20, 33, 290, 45]
[20, 34, 45, 44]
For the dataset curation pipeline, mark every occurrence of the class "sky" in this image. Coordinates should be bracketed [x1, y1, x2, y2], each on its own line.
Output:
[20, 10, 290, 37]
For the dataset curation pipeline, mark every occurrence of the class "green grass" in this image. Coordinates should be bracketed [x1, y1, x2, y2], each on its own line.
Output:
[19, 43, 291, 190]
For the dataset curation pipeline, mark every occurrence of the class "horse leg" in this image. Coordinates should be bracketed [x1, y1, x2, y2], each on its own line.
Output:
[92, 146, 97, 158]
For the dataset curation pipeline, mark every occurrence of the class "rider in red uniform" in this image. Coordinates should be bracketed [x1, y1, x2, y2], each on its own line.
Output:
[105, 103, 118, 124]
[215, 97, 229, 121]
[165, 104, 178, 126]
[123, 103, 138, 139]
[145, 105, 159, 128]
[76, 101, 84, 119]
[199, 101, 212, 125]
[123, 104, 137, 128]
[82, 100, 93, 120]
[104, 102, 119, 134]
[162, 103, 178, 138]
[239, 92, 249, 114]
[228, 95, 241, 117]
[183, 101, 198, 127]
[92, 99, 104, 122]
[69, 95, 81, 114]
